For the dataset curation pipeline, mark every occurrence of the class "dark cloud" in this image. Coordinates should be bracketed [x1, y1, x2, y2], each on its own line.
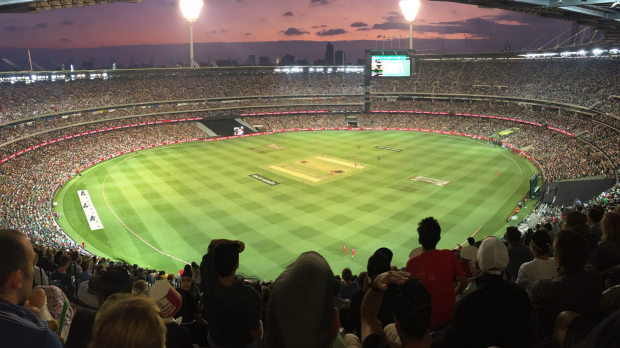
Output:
[59, 38, 71, 42]
[220, 30, 229, 33]
[315, 28, 348, 36]
[3, 25, 26, 32]
[356, 27, 373, 31]
[311, 25, 327, 28]
[350, 21, 368, 27]
[283, 11, 294, 16]
[59, 20, 74, 26]
[279, 27, 310, 36]
[371, 22, 409, 30]
[310, 0, 333, 6]
[34, 23, 48, 29]
[244, 32, 252, 36]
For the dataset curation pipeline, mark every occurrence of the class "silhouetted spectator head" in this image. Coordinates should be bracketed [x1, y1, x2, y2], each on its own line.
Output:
[477, 237, 509, 276]
[212, 241, 240, 278]
[602, 212, 620, 243]
[530, 230, 553, 255]
[357, 271, 368, 290]
[554, 230, 588, 273]
[367, 247, 393, 278]
[391, 277, 432, 342]
[562, 211, 591, 236]
[467, 237, 476, 246]
[417, 217, 441, 250]
[588, 206, 604, 224]
[59, 254, 71, 268]
[341, 268, 352, 282]
[81, 260, 90, 272]
[505, 227, 522, 245]
[264, 251, 339, 348]
[91, 294, 166, 348]
[0, 229, 36, 305]
[95, 265, 133, 305]
[180, 265, 193, 291]
[70, 251, 80, 263]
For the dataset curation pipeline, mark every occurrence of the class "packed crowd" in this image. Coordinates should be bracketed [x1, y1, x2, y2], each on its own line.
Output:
[0, 123, 204, 251]
[0, 97, 363, 144]
[373, 58, 620, 114]
[0, 72, 365, 124]
[4, 205, 620, 348]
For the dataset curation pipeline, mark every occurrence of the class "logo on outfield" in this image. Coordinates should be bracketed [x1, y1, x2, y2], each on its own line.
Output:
[410, 175, 452, 187]
[375, 146, 402, 152]
[265, 144, 287, 150]
[249, 174, 279, 186]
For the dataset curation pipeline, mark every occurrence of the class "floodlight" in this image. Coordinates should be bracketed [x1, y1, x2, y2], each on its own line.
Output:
[400, 0, 420, 50]
[180, 0, 203, 68]
[180, 0, 203, 22]
[399, 0, 421, 22]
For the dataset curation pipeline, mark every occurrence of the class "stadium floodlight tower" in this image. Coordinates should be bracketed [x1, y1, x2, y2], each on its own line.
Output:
[399, 0, 421, 50]
[180, 0, 203, 68]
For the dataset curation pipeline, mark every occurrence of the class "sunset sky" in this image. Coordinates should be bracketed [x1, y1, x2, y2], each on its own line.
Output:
[0, 0, 572, 63]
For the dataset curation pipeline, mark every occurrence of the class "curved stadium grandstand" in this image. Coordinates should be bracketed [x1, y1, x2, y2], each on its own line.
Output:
[2, 0, 620, 347]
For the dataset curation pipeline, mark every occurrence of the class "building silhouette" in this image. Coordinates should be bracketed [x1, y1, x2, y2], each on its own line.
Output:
[325, 42, 334, 65]
[335, 50, 345, 65]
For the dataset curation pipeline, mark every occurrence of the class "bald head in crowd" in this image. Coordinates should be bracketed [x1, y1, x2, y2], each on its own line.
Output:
[0, 229, 37, 305]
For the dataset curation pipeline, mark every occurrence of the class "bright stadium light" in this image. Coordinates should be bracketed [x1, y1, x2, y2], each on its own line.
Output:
[180, 0, 204, 68]
[399, 0, 421, 50]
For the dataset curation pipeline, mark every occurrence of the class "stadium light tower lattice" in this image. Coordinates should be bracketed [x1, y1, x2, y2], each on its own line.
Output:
[180, 0, 203, 68]
[399, 0, 421, 50]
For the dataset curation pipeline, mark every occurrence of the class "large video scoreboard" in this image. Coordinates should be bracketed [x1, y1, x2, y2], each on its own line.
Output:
[371, 55, 411, 77]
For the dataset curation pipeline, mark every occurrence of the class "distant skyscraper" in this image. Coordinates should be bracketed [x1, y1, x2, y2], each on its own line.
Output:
[314, 59, 325, 65]
[276, 56, 280, 65]
[356, 58, 366, 65]
[325, 42, 334, 65]
[282, 54, 295, 66]
[247, 55, 256, 66]
[335, 50, 345, 66]
[258, 56, 270, 66]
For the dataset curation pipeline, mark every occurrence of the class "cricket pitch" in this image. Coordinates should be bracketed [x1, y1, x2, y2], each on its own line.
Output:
[268, 156, 366, 184]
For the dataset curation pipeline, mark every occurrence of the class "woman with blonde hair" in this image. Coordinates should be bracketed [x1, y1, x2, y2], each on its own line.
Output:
[598, 212, 620, 272]
[90, 294, 166, 348]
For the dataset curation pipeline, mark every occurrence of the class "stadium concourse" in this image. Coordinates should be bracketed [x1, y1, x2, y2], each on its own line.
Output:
[2, 58, 620, 348]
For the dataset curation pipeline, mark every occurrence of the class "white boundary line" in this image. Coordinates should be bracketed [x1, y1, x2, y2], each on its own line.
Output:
[101, 146, 190, 265]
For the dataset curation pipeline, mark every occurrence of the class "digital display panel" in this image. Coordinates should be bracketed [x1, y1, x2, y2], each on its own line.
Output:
[234, 126, 244, 135]
[371, 55, 411, 77]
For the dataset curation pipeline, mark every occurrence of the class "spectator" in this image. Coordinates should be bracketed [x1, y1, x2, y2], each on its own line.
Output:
[360, 271, 432, 348]
[201, 239, 262, 348]
[64, 265, 134, 348]
[77, 260, 92, 284]
[50, 254, 71, 295]
[563, 211, 598, 265]
[450, 237, 532, 348]
[340, 268, 357, 300]
[90, 294, 166, 348]
[504, 227, 534, 283]
[263, 251, 340, 348]
[527, 230, 603, 339]
[191, 261, 201, 287]
[34, 256, 50, 287]
[0, 229, 63, 348]
[405, 217, 467, 331]
[598, 212, 620, 272]
[587, 206, 604, 242]
[517, 230, 558, 288]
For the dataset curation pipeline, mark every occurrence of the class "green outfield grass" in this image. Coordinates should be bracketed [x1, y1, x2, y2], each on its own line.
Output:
[54, 131, 538, 280]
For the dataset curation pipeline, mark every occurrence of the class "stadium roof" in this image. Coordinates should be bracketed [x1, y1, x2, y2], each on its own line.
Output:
[430, 0, 620, 48]
[0, 0, 140, 13]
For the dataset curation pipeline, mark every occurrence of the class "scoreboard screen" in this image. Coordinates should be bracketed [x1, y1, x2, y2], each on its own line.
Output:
[371, 55, 411, 77]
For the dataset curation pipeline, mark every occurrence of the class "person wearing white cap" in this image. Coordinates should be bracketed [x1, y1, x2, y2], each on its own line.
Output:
[449, 237, 532, 348]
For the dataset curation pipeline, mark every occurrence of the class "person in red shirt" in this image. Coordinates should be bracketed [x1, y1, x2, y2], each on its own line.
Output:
[405, 217, 468, 331]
